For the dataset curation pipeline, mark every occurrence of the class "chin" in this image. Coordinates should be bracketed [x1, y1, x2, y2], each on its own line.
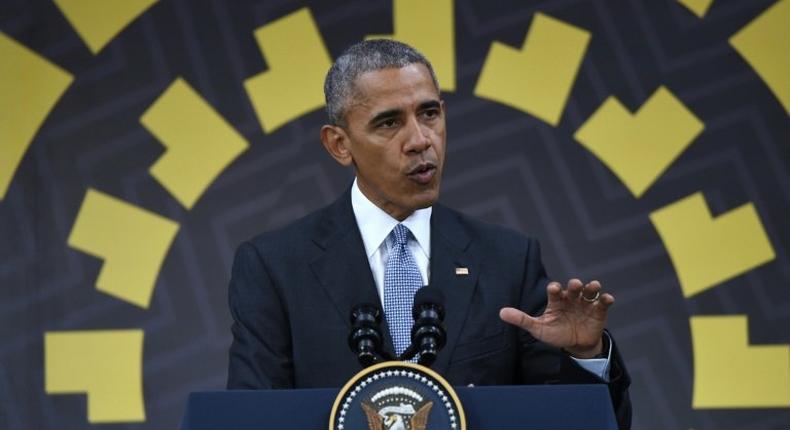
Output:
[411, 189, 440, 210]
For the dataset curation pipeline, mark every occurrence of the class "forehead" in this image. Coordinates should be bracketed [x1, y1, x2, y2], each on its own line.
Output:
[348, 64, 439, 116]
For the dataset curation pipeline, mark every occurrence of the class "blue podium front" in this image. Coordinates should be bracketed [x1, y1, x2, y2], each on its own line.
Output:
[180, 384, 618, 429]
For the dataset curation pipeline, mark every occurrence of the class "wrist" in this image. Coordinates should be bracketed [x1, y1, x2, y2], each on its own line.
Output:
[565, 335, 608, 359]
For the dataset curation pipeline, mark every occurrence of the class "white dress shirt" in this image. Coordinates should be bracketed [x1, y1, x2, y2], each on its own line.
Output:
[350, 178, 611, 380]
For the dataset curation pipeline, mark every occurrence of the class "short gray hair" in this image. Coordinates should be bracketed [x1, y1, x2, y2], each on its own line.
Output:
[323, 39, 440, 125]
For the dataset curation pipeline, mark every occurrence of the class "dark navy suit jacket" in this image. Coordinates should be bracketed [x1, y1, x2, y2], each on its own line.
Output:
[227, 190, 631, 428]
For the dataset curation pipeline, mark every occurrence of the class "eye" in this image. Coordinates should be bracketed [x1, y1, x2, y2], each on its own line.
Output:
[421, 108, 441, 120]
[377, 118, 399, 128]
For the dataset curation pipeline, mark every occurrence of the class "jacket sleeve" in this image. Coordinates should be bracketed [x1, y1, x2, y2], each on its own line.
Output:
[226, 241, 294, 389]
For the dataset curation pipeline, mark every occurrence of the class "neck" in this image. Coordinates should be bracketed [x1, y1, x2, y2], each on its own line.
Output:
[357, 180, 413, 221]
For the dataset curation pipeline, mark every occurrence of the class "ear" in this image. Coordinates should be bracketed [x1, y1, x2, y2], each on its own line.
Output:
[320, 124, 354, 167]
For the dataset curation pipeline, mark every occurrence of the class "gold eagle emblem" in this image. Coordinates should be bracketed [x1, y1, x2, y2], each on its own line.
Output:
[362, 401, 433, 430]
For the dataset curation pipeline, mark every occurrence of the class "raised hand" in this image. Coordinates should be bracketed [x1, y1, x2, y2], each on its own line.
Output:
[499, 279, 614, 358]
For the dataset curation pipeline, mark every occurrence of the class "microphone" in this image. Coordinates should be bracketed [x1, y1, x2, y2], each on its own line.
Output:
[348, 303, 385, 368]
[406, 287, 446, 367]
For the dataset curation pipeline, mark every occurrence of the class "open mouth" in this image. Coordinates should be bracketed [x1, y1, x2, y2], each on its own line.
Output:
[407, 163, 437, 185]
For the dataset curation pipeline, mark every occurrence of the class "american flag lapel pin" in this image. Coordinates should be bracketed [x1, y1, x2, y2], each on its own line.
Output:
[455, 267, 469, 275]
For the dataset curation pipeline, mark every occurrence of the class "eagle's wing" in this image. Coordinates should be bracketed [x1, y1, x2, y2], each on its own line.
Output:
[361, 403, 383, 430]
[410, 402, 433, 430]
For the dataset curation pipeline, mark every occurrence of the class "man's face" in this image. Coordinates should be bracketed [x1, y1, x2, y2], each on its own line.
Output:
[333, 63, 446, 220]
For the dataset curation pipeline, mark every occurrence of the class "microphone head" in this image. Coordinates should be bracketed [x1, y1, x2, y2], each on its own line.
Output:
[348, 302, 385, 367]
[350, 303, 382, 324]
[412, 286, 444, 319]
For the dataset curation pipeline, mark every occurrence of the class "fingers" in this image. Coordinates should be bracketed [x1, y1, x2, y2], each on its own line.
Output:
[547, 282, 562, 302]
[599, 292, 615, 308]
[549, 279, 615, 308]
[548, 279, 597, 301]
[581, 280, 601, 301]
[499, 307, 537, 332]
[567, 278, 583, 297]
[586, 280, 615, 309]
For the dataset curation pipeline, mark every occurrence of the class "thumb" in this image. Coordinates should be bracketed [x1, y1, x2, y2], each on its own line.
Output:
[499, 307, 538, 334]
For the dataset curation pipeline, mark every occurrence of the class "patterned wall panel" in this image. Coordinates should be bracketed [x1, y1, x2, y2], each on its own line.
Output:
[1, 0, 788, 428]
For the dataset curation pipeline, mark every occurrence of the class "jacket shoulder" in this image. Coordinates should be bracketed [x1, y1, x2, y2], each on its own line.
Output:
[246, 207, 325, 248]
[240, 190, 355, 258]
[434, 204, 537, 248]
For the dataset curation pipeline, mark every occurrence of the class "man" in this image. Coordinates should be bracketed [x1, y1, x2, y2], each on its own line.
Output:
[227, 39, 631, 428]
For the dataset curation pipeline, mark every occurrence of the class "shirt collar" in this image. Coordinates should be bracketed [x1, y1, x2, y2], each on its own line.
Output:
[351, 178, 432, 259]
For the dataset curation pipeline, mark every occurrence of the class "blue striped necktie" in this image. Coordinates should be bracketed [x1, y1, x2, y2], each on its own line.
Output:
[383, 224, 423, 357]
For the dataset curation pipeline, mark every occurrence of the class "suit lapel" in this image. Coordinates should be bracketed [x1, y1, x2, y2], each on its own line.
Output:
[428, 205, 479, 375]
[307, 194, 480, 367]
[308, 190, 396, 358]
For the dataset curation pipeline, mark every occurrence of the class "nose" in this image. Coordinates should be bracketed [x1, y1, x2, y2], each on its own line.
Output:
[403, 115, 431, 153]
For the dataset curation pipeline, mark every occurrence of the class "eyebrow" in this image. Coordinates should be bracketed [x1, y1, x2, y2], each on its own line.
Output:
[368, 99, 442, 126]
[418, 100, 441, 111]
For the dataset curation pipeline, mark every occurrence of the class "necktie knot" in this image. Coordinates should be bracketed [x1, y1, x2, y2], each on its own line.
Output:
[390, 224, 411, 247]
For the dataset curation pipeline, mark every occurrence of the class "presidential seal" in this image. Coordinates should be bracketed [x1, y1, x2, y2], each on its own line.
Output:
[329, 361, 466, 430]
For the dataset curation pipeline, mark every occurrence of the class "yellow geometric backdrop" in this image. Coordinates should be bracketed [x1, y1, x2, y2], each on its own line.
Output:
[1, 0, 788, 428]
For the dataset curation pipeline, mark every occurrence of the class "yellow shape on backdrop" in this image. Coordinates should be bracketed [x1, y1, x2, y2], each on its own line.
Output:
[244, 8, 332, 134]
[67, 189, 179, 308]
[0, 33, 73, 200]
[367, 0, 455, 91]
[690, 315, 790, 408]
[650, 192, 775, 298]
[141, 78, 249, 209]
[474, 13, 590, 126]
[574, 86, 704, 198]
[729, 0, 790, 113]
[45, 330, 145, 422]
[53, 0, 158, 54]
[677, 0, 715, 18]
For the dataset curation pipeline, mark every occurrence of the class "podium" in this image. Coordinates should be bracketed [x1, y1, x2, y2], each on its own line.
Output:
[180, 384, 618, 429]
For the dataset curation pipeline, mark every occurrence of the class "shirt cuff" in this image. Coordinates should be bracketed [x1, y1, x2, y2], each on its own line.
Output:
[569, 332, 612, 382]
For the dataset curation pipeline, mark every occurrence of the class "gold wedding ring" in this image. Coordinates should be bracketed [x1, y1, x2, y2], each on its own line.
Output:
[581, 291, 600, 303]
